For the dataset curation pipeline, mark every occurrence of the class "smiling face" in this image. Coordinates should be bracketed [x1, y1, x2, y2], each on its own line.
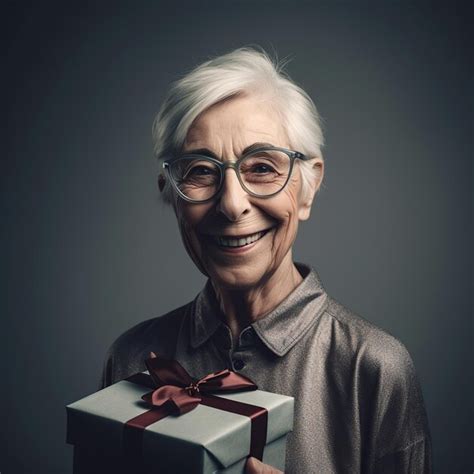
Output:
[172, 94, 321, 290]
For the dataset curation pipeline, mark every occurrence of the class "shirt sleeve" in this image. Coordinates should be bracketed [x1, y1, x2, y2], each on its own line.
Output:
[374, 437, 432, 473]
[98, 336, 133, 390]
[365, 336, 433, 473]
[97, 322, 152, 390]
[97, 307, 188, 390]
[99, 342, 116, 390]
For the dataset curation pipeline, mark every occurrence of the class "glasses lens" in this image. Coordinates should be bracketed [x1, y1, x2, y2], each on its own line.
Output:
[239, 149, 291, 196]
[168, 157, 221, 201]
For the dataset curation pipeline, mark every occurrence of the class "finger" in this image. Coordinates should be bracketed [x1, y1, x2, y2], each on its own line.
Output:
[245, 457, 260, 474]
[245, 456, 283, 474]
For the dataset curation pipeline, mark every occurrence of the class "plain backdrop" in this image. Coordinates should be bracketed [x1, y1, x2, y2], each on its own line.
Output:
[2, 1, 472, 473]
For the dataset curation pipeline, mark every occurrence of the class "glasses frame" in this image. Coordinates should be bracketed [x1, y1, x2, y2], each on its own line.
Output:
[162, 146, 311, 203]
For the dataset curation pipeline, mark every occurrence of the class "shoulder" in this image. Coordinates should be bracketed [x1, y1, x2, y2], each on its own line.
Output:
[100, 302, 192, 388]
[109, 303, 191, 356]
[324, 296, 415, 379]
[323, 297, 431, 456]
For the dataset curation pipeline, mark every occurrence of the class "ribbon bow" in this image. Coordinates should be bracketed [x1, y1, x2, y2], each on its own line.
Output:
[142, 352, 258, 416]
[123, 352, 268, 468]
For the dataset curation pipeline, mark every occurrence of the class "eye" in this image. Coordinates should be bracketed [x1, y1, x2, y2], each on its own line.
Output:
[250, 163, 276, 174]
[188, 165, 215, 176]
[183, 162, 219, 180]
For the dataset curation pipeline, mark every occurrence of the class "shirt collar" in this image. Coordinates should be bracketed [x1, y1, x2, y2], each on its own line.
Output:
[189, 262, 329, 356]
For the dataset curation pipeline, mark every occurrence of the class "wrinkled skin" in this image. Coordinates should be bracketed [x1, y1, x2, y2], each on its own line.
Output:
[170, 93, 324, 336]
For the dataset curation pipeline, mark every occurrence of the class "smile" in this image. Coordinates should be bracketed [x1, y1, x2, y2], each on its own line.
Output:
[213, 229, 270, 248]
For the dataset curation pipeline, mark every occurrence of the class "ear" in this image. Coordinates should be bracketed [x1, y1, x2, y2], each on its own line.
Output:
[298, 158, 324, 221]
[158, 173, 179, 215]
[158, 173, 166, 192]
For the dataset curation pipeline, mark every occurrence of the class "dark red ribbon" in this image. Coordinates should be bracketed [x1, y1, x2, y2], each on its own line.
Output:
[122, 354, 268, 471]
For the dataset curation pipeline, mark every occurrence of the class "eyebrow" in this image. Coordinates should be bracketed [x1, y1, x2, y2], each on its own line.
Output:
[183, 142, 276, 159]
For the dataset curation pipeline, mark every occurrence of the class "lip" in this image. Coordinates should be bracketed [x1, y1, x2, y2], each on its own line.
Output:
[202, 227, 274, 254]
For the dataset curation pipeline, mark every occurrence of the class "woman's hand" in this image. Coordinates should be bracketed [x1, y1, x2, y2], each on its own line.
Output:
[245, 456, 284, 473]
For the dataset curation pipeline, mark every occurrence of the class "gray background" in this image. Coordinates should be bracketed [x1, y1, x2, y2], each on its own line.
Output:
[2, 1, 472, 473]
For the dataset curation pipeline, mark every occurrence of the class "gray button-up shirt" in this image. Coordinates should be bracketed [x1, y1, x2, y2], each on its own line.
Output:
[101, 262, 432, 473]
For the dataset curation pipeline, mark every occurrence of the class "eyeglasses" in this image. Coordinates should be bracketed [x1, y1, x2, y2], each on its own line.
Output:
[163, 146, 310, 203]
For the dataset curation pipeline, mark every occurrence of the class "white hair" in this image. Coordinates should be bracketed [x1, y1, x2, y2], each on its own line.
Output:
[152, 46, 324, 205]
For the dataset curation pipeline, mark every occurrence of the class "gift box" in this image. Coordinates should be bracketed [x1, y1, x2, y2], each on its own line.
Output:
[66, 355, 294, 473]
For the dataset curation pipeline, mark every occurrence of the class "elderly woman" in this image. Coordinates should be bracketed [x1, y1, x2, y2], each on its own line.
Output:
[101, 48, 432, 473]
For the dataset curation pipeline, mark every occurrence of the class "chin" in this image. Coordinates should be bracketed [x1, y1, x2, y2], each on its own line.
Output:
[205, 264, 270, 290]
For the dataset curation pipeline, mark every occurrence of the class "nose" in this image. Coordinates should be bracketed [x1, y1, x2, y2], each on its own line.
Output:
[215, 168, 251, 221]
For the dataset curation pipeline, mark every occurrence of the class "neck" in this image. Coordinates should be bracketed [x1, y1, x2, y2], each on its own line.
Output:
[210, 254, 303, 346]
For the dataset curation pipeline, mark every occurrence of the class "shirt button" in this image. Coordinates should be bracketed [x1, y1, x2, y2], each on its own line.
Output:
[233, 359, 245, 371]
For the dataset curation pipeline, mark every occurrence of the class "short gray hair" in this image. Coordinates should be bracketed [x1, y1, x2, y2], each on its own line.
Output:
[152, 46, 324, 205]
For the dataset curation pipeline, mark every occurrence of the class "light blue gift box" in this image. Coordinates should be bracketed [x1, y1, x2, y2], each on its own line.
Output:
[66, 373, 294, 473]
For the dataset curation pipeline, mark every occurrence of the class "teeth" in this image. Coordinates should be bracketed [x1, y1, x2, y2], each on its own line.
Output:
[217, 231, 265, 248]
